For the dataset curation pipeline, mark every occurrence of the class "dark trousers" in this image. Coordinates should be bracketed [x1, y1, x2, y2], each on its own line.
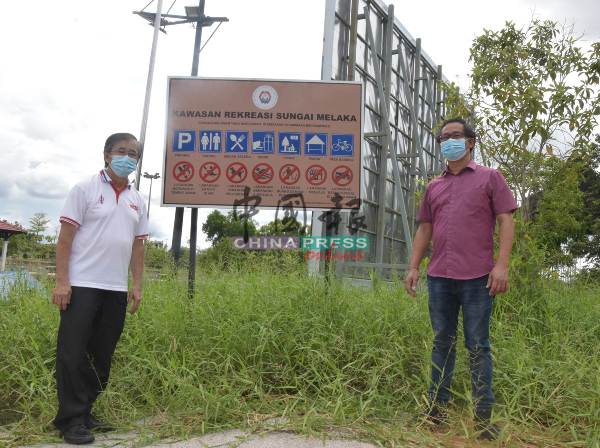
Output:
[427, 274, 495, 413]
[53, 286, 127, 431]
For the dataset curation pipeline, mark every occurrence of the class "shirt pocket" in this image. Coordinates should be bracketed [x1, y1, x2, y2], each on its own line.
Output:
[463, 186, 492, 213]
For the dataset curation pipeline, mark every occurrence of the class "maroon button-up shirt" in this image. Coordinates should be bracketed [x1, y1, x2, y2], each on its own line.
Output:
[416, 160, 518, 280]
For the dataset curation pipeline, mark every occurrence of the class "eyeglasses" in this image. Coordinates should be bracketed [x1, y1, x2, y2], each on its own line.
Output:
[111, 149, 139, 159]
[438, 132, 469, 143]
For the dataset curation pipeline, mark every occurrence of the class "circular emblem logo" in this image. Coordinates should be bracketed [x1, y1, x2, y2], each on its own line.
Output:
[252, 85, 278, 110]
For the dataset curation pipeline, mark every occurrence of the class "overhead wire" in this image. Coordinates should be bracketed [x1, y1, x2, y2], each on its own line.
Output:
[140, 0, 154, 12]
[161, 0, 177, 33]
[165, 0, 177, 15]
[199, 21, 222, 54]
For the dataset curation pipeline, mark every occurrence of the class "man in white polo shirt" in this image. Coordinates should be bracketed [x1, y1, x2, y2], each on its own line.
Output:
[51, 133, 148, 444]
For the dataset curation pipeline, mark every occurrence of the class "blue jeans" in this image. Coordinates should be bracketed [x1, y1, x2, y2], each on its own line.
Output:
[427, 274, 495, 412]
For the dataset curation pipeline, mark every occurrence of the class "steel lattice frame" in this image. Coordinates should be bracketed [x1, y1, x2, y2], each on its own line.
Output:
[309, 0, 447, 282]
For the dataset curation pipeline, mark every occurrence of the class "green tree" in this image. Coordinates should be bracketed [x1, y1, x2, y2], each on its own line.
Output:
[567, 135, 600, 274]
[28, 212, 51, 242]
[527, 157, 587, 265]
[6, 221, 31, 256]
[144, 237, 172, 269]
[201, 210, 257, 246]
[257, 217, 310, 237]
[467, 19, 600, 221]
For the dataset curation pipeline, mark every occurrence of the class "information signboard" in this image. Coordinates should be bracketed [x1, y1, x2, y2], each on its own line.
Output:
[161, 77, 363, 210]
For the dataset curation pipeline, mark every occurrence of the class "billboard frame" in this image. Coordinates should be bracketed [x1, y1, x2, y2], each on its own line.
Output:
[311, 0, 449, 282]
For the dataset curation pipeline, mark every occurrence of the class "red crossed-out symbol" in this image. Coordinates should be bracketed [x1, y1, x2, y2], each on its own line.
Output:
[226, 162, 247, 183]
[173, 161, 194, 182]
[306, 164, 327, 186]
[279, 164, 300, 185]
[332, 165, 353, 186]
[199, 162, 221, 183]
[252, 163, 274, 184]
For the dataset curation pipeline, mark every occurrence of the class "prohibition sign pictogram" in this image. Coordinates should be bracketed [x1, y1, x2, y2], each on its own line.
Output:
[199, 162, 221, 183]
[173, 161, 194, 182]
[332, 165, 353, 186]
[279, 164, 300, 185]
[252, 163, 274, 184]
[226, 162, 247, 183]
[306, 164, 327, 186]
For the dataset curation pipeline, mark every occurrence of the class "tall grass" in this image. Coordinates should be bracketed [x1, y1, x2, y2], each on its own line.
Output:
[1, 261, 599, 447]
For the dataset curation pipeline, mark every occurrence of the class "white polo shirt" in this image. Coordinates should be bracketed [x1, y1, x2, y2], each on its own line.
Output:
[60, 169, 149, 291]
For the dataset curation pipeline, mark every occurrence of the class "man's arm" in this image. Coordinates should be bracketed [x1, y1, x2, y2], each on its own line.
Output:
[51, 222, 78, 310]
[486, 212, 515, 295]
[127, 238, 144, 314]
[405, 222, 433, 297]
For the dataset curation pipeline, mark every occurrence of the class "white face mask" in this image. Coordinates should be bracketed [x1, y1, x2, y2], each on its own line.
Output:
[441, 139, 467, 161]
[110, 155, 137, 178]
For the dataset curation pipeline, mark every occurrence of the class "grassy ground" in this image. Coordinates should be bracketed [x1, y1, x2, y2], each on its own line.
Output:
[1, 261, 599, 447]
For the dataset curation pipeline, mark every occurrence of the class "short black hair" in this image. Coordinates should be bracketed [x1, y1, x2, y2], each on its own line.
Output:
[103, 133, 140, 168]
[435, 117, 477, 149]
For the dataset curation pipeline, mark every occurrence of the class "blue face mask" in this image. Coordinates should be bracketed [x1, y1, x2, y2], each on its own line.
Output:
[441, 138, 467, 161]
[110, 155, 137, 178]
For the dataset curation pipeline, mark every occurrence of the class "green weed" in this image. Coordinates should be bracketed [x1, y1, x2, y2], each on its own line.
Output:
[1, 264, 599, 447]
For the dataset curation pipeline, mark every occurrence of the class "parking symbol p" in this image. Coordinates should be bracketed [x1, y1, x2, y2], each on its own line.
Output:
[173, 130, 196, 152]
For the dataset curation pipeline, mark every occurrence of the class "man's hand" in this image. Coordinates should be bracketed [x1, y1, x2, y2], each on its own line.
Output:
[52, 280, 72, 310]
[52, 222, 77, 310]
[489, 212, 515, 296]
[487, 265, 509, 295]
[405, 268, 420, 297]
[127, 286, 142, 314]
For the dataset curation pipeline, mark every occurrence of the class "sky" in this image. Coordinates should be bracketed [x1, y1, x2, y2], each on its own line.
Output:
[1, 0, 598, 249]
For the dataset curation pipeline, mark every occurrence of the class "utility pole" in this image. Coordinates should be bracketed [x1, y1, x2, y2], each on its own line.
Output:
[134, 0, 163, 192]
[186, 0, 206, 301]
[135, 1, 228, 299]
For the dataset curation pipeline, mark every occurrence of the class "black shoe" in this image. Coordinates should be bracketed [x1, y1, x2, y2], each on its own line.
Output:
[60, 424, 95, 444]
[475, 410, 500, 440]
[413, 402, 448, 425]
[85, 415, 114, 433]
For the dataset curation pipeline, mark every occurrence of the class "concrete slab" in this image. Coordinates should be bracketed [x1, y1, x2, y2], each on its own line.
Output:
[7, 423, 378, 448]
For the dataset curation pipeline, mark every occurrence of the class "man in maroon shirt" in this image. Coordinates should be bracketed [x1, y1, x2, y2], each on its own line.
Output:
[405, 118, 518, 440]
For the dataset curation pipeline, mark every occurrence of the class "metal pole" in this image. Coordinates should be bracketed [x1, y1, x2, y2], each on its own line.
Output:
[188, 208, 198, 300]
[1, 240, 7, 272]
[364, 9, 413, 256]
[191, 0, 205, 77]
[347, 0, 359, 82]
[434, 65, 443, 174]
[187, 0, 205, 299]
[135, 0, 164, 191]
[407, 38, 422, 237]
[309, 0, 336, 279]
[172, 0, 205, 265]
[147, 177, 153, 219]
[375, 5, 394, 274]
[171, 208, 184, 261]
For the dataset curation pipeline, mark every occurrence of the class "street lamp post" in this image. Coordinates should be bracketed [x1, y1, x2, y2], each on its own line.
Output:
[143, 172, 161, 219]
[134, 1, 228, 262]
[134, 1, 228, 301]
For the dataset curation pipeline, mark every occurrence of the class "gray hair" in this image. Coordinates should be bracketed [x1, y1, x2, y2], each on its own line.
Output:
[103, 133, 140, 168]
